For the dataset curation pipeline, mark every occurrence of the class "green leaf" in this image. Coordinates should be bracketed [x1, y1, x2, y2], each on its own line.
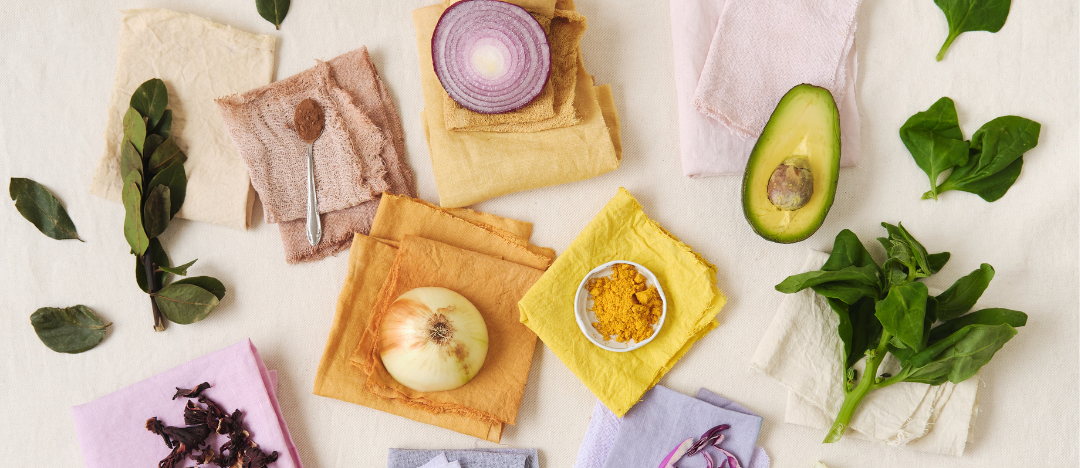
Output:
[812, 281, 881, 304]
[9, 178, 83, 241]
[882, 222, 932, 277]
[900, 97, 970, 199]
[122, 107, 147, 154]
[137, 238, 170, 293]
[30, 305, 111, 354]
[154, 283, 220, 324]
[130, 78, 169, 130]
[143, 185, 171, 239]
[171, 276, 226, 300]
[904, 323, 1018, 384]
[122, 179, 150, 256]
[940, 157, 1024, 202]
[160, 259, 197, 276]
[937, 116, 1039, 202]
[875, 281, 929, 351]
[935, 264, 995, 320]
[257, 0, 291, 30]
[829, 297, 882, 369]
[823, 229, 879, 271]
[143, 134, 165, 164]
[120, 140, 144, 191]
[147, 138, 187, 175]
[934, 0, 1012, 61]
[927, 252, 951, 274]
[148, 161, 187, 218]
[929, 307, 1027, 342]
[776, 264, 881, 294]
[152, 109, 173, 140]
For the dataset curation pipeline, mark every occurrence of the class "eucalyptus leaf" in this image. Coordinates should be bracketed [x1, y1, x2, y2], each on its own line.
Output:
[148, 161, 187, 218]
[122, 179, 150, 256]
[257, 0, 291, 30]
[9, 178, 83, 241]
[172, 276, 226, 300]
[147, 138, 187, 175]
[934, 0, 1012, 61]
[122, 107, 146, 154]
[143, 134, 165, 163]
[130, 78, 169, 130]
[935, 263, 995, 320]
[154, 283, 220, 324]
[929, 307, 1027, 342]
[143, 185, 171, 239]
[120, 140, 144, 190]
[874, 281, 928, 351]
[30, 305, 111, 354]
[152, 109, 173, 140]
[160, 259, 197, 276]
[137, 238, 170, 293]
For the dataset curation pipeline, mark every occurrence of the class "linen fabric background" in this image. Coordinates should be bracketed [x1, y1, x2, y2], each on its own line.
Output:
[0, 1, 1075, 468]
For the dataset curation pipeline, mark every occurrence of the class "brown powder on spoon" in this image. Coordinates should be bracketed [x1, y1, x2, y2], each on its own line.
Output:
[294, 98, 325, 142]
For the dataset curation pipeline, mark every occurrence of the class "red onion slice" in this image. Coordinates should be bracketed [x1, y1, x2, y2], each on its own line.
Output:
[432, 0, 552, 114]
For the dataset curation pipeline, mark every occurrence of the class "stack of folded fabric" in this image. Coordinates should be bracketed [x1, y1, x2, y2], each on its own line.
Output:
[669, 0, 861, 177]
[519, 188, 726, 417]
[573, 386, 770, 468]
[71, 340, 303, 467]
[313, 194, 553, 442]
[390, 448, 539, 468]
[751, 250, 979, 456]
[413, 0, 622, 208]
[91, 9, 277, 230]
[217, 47, 415, 263]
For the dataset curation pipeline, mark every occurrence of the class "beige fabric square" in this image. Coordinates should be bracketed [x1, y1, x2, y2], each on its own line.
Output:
[90, 9, 275, 230]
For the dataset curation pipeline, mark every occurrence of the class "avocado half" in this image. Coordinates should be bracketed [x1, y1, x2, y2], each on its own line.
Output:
[741, 84, 841, 243]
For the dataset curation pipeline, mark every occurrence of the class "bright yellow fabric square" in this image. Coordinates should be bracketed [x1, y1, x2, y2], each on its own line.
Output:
[518, 188, 726, 417]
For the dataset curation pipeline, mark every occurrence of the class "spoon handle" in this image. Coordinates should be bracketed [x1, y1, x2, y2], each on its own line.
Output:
[305, 142, 322, 246]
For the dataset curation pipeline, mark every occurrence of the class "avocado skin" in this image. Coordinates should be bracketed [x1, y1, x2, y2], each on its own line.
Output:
[741, 84, 841, 244]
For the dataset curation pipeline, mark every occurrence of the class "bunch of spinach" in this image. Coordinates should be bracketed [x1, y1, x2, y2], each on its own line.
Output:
[900, 97, 1040, 202]
[122, 79, 226, 331]
[934, 0, 1012, 61]
[776, 223, 1027, 443]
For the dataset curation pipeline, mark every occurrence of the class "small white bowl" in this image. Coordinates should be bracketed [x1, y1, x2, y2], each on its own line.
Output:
[574, 260, 667, 352]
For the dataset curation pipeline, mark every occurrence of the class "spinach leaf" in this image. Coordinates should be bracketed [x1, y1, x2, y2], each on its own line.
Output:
[775, 264, 881, 294]
[812, 281, 881, 304]
[935, 263, 995, 320]
[257, 0, 291, 30]
[823, 229, 878, 271]
[9, 178, 83, 242]
[929, 307, 1027, 342]
[934, 0, 1012, 61]
[875, 281, 928, 351]
[830, 297, 882, 369]
[904, 323, 1018, 384]
[937, 116, 1040, 201]
[927, 251, 951, 274]
[899, 97, 969, 199]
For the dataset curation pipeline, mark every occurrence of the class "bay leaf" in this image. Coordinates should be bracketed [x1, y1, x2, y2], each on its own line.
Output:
[122, 107, 147, 154]
[122, 180, 149, 256]
[171, 276, 226, 300]
[30, 305, 111, 354]
[257, 0, 290, 30]
[120, 140, 144, 191]
[130, 78, 169, 130]
[143, 185, 171, 238]
[9, 178, 83, 241]
[137, 238, 170, 293]
[147, 138, 186, 174]
[148, 160, 187, 218]
[154, 283, 220, 324]
[159, 259, 196, 276]
[152, 109, 173, 140]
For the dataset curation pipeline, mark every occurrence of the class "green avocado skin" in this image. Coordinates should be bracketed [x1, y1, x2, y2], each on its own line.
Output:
[741, 84, 841, 244]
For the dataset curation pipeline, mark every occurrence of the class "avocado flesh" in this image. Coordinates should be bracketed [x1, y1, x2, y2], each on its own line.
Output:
[742, 84, 841, 243]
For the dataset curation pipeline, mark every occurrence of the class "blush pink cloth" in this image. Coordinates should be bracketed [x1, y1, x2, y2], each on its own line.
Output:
[71, 340, 302, 468]
[674, 0, 861, 177]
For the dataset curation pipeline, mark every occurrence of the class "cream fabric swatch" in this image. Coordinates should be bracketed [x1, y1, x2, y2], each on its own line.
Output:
[750, 250, 979, 456]
[90, 9, 275, 230]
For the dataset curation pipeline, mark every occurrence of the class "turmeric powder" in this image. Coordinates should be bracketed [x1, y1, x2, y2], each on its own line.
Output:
[587, 263, 664, 343]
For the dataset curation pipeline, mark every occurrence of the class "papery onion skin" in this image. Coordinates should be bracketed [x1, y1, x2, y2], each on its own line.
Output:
[379, 287, 489, 392]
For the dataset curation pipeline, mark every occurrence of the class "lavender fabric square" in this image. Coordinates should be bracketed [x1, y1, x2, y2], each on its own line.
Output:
[388, 448, 537, 468]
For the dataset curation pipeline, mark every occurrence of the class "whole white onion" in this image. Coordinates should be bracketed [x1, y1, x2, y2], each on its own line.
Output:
[379, 287, 489, 392]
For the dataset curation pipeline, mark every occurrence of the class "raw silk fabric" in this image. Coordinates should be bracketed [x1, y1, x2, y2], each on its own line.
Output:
[519, 188, 726, 417]
[750, 250, 979, 456]
[676, 0, 861, 177]
[71, 340, 302, 468]
[414, 0, 622, 208]
[389, 448, 539, 468]
[90, 9, 275, 230]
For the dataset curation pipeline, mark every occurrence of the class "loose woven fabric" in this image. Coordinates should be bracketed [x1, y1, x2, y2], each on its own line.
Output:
[693, 0, 861, 139]
[389, 448, 538, 468]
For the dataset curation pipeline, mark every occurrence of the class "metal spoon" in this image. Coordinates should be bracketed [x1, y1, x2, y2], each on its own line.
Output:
[294, 99, 324, 246]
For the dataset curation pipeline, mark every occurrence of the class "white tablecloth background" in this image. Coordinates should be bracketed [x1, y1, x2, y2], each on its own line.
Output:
[0, 1, 1076, 467]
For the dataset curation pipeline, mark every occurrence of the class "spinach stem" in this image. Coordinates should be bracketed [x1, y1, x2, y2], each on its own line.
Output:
[936, 30, 959, 62]
[825, 330, 892, 443]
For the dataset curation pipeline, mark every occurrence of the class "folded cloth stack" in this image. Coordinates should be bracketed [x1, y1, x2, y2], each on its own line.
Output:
[390, 448, 539, 468]
[414, 0, 622, 208]
[573, 386, 770, 468]
[671, 0, 861, 177]
[218, 47, 415, 263]
[91, 9, 276, 229]
[313, 194, 554, 442]
[71, 339, 303, 468]
[519, 188, 726, 417]
[751, 250, 979, 456]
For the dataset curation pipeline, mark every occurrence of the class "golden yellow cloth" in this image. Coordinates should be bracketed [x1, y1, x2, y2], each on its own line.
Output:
[415, 0, 622, 208]
[443, 6, 586, 133]
[313, 195, 552, 442]
[518, 188, 727, 417]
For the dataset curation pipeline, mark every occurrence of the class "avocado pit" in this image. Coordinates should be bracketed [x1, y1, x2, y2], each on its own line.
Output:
[767, 156, 814, 211]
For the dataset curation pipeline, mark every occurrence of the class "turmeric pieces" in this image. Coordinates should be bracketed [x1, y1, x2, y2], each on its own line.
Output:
[587, 263, 664, 343]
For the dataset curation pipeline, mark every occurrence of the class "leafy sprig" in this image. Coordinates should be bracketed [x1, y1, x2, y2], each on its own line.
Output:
[934, 0, 1012, 61]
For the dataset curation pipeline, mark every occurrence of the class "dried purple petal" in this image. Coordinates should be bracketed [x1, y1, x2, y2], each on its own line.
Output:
[189, 448, 217, 465]
[173, 382, 212, 400]
[146, 417, 173, 448]
[240, 445, 280, 468]
[160, 424, 211, 450]
[158, 442, 189, 468]
[686, 424, 730, 455]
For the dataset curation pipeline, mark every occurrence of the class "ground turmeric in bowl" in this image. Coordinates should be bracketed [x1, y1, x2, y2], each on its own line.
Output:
[587, 263, 664, 343]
